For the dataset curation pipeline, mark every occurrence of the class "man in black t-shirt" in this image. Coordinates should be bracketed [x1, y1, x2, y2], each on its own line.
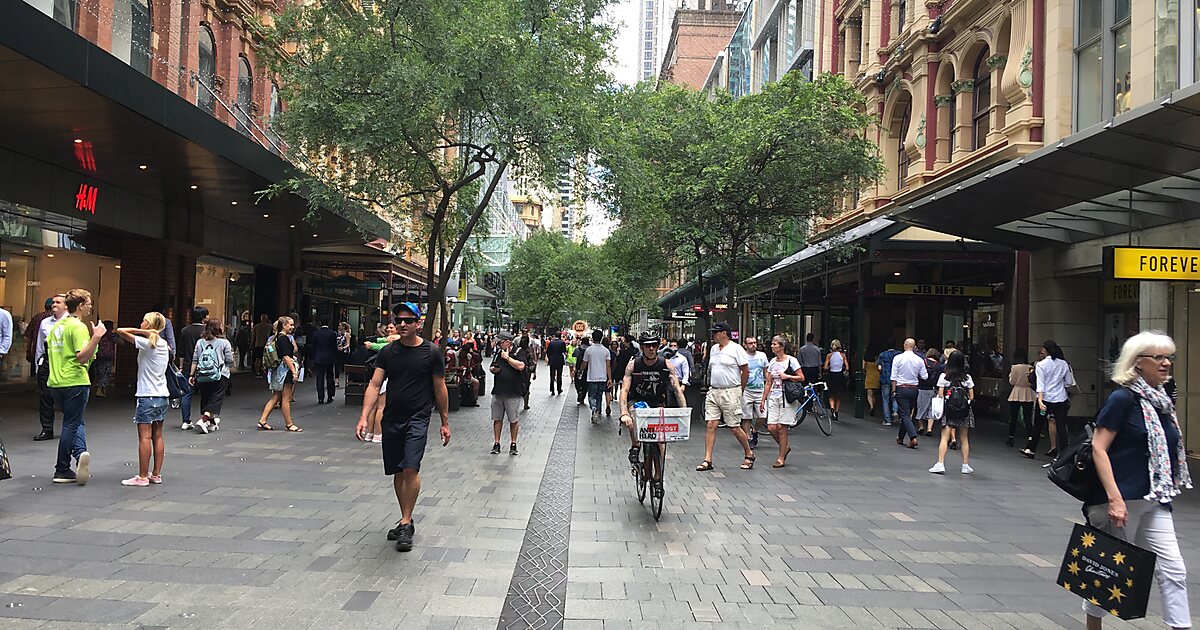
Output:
[356, 302, 449, 553]
[489, 331, 527, 455]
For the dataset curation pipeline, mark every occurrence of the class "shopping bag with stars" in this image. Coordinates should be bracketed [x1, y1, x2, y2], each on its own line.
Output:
[1057, 523, 1157, 620]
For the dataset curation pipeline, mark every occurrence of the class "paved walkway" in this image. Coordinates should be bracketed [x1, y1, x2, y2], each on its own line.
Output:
[0, 363, 1197, 629]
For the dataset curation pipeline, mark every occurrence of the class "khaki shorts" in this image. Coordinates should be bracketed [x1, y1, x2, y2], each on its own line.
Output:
[705, 387, 743, 427]
[742, 388, 765, 420]
[491, 396, 521, 423]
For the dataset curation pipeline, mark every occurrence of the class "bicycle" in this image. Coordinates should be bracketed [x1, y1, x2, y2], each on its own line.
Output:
[630, 406, 690, 521]
[794, 382, 833, 436]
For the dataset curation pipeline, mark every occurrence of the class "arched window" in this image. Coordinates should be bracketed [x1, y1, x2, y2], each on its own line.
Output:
[972, 50, 991, 150]
[236, 57, 253, 136]
[897, 101, 912, 190]
[269, 84, 281, 121]
[197, 25, 216, 114]
[130, 0, 151, 75]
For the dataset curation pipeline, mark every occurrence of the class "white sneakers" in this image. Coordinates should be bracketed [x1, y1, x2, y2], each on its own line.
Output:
[928, 461, 974, 474]
[195, 417, 221, 434]
[76, 452, 90, 486]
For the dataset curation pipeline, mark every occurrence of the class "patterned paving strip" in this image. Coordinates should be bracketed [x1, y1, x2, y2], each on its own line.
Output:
[497, 398, 575, 630]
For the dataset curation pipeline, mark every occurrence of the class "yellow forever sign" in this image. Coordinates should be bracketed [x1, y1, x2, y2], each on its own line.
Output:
[1112, 247, 1200, 280]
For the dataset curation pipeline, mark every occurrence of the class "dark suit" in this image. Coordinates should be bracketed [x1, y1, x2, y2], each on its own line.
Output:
[310, 326, 339, 402]
[546, 339, 567, 394]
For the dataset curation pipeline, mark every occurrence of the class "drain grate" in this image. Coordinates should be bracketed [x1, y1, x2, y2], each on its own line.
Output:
[497, 401, 577, 630]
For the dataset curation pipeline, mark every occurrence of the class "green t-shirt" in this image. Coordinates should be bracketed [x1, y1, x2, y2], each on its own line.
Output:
[48, 316, 91, 388]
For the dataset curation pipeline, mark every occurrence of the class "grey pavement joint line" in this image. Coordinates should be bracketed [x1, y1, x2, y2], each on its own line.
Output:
[497, 398, 574, 630]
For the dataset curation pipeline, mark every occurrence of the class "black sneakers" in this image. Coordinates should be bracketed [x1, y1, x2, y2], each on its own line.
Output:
[490, 443, 501, 455]
[52, 470, 77, 483]
[509, 442, 518, 456]
[387, 520, 416, 541]
[394, 522, 415, 552]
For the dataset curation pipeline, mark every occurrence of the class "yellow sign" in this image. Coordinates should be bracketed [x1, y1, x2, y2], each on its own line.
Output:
[456, 279, 468, 302]
[1112, 247, 1200, 280]
[885, 284, 992, 297]
[1102, 281, 1140, 305]
[572, 320, 588, 333]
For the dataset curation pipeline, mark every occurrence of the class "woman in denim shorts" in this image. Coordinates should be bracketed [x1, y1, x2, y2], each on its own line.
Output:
[116, 312, 171, 487]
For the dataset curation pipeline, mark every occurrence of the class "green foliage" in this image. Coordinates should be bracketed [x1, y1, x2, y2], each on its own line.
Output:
[598, 72, 883, 308]
[257, 0, 616, 333]
[505, 230, 583, 328]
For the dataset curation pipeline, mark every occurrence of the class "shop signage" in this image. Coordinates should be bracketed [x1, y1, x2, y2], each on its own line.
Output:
[1109, 246, 1200, 281]
[1103, 281, 1140, 305]
[885, 283, 992, 297]
[305, 276, 382, 305]
[74, 184, 98, 214]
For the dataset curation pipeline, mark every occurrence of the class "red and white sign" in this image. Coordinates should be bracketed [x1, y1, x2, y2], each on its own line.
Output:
[75, 184, 98, 214]
[634, 407, 692, 443]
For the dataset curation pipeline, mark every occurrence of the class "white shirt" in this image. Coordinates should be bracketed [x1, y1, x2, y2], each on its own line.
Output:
[767, 355, 801, 398]
[668, 353, 690, 386]
[827, 351, 845, 373]
[1035, 356, 1074, 403]
[936, 373, 975, 390]
[582, 344, 610, 382]
[134, 336, 170, 397]
[708, 341, 749, 389]
[35, 313, 64, 365]
[890, 350, 928, 386]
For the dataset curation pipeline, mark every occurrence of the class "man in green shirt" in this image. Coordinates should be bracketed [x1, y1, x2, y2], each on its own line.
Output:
[49, 288, 106, 486]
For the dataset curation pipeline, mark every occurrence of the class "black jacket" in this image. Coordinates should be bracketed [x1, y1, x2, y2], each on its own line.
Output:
[310, 327, 339, 365]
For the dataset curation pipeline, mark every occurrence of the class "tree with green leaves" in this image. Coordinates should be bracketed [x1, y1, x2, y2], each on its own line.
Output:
[593, 224, 667, 331]
[259, 0, 614, 335]
[505, 230, 582, 330]
[598, 73, 883, 322]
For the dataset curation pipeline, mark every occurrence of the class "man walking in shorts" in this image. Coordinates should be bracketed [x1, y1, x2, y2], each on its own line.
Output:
[696, 323, 754, 472]
[489, 331, 527, 455]
[356, 303, 450, 552]
[742, 337, 768, 449]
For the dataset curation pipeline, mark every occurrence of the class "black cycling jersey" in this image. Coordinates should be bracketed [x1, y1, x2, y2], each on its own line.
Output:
[628, 356, 672, 408]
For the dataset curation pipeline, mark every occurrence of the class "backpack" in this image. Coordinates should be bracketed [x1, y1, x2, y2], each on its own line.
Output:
[263, 335, 282, 370]
[194, 342, 221, 383]
[944, 379, 971, 421]
[1047, 423, 1098, 501]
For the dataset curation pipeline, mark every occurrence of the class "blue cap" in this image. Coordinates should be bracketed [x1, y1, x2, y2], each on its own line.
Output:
[396, 302, 421, 318]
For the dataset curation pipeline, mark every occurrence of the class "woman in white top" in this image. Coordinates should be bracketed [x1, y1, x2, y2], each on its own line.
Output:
[759, 336, 804, 468]
[929, 350, 975, 475]
[822, 339, 848, 420]
[115, 312, 170, 487]
[1027, 339, 1074, 459]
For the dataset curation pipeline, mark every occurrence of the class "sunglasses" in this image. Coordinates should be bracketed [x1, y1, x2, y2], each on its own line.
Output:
[396, 317, 419, 325]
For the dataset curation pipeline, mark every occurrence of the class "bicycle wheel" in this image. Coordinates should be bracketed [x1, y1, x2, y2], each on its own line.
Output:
[646, 443, 665, 520]
[813, 400, 833, 436]
[634, 449, 647, 503]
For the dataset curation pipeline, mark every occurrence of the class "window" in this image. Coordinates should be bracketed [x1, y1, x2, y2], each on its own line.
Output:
[897, 101, 911, 190]
[897, 0, 907, 34]
[52, 0, 78, 30]
[948, 93, 957, 162]
[1074, 0, 1132, 129]
[972, 50, 991, 150]
[236, 57, 253, 136]
[130, 0, 151, 75]
[197, 25, 216, 114]
[269, 84, 281, 121]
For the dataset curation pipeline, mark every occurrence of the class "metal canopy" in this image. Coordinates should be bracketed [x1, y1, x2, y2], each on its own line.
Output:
[894, 81, 1200, 248]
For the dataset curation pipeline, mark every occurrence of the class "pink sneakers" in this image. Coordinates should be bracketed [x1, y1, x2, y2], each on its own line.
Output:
[121, 475, 150, 487]
[149, 474, 163, 484]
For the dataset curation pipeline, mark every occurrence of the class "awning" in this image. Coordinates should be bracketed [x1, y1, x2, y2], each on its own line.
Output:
[746, 217, 894, 286]
[0, 3, 389, 255]
[893, 81, 1200, 249]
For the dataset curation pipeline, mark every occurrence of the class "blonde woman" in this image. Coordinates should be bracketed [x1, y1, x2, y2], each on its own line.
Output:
[115, 313, 170, 486]
[759, 336, 803, 468]
[1085, 332, 1190, 630]
[822, 339, 848, 421]
[258, 316, 302, 432]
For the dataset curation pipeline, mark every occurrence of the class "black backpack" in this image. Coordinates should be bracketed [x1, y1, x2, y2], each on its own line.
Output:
[1047, 424, 1098, 501]
[944, 380, 971, 421]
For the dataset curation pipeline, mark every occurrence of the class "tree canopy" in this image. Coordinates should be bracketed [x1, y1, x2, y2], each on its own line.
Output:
[597, 73, 883, 319]
[259, 0, 616, 334]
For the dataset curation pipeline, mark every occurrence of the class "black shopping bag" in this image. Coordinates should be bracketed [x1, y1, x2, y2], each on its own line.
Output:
[1057, 523, 1156, 620]
[0, 436, 11, 481]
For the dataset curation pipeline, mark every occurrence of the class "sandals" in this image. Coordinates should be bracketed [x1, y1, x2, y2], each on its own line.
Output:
[285, 424, 304, 432]
[695, 460, 714, 472]
[740, 454, 755, 470]
[773, 447, 793, 468]
[257, 422, 273, 431]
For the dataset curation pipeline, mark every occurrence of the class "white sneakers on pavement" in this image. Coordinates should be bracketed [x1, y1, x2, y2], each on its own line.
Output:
[928, 462, 945, 474]
[961, 463, 974, 474]
[76, 452, 90, 486]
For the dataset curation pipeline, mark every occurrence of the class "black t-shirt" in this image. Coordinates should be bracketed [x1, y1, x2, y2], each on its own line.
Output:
[629, 356, 672, 408]
[613, 347, 637, 380]
[1087, 388, 1182, 506]
[276, 335, 296, 359]
[492, 347, 528, 397]
[179, 323, 205, 365]
[547, 339, 567, 366]
[374, 340, 445, 421]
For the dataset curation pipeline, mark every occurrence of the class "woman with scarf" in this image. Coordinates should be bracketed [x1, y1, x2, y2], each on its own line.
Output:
[1086, 331, 1191, 630]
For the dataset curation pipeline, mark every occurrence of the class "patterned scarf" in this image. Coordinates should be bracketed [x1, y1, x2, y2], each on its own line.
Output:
[1127, 377, 1192, 503]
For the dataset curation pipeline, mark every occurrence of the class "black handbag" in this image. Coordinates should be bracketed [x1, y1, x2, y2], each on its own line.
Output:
[165, 362, 192, 399]
[1057, 522, 1156, 620]
[0, 435, 11, 481]
[1047, 423, 1098, 501]
[783, 365, 805, 404]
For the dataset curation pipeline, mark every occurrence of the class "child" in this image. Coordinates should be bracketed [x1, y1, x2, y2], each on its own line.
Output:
[116, 313, 170, 486]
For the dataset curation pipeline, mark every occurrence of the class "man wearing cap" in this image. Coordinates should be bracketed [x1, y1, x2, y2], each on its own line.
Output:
[489, 331, 526, 455]
[697, 322, 755, 472]
[356, 302, 450, 553]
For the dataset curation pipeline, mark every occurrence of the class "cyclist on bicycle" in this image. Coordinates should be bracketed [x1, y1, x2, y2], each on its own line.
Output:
[619, 331, 686, 497]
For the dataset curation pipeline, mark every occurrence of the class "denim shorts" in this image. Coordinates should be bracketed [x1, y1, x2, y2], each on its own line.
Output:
[134, 396, 169, 424]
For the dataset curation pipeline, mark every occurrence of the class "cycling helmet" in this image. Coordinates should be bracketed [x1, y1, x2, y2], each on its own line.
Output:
[637, 331, 660, 346]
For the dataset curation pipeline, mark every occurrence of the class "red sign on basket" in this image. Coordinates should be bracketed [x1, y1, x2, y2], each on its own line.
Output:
[75, 184, 98, 214]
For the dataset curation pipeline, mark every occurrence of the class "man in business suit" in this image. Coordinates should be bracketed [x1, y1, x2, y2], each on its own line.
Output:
[311, 318, 339, 404]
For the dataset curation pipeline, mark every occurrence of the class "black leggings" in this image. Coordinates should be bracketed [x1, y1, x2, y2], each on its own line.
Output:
[1027, 400, 1070, 452]
[1008, 401, 1034, 441]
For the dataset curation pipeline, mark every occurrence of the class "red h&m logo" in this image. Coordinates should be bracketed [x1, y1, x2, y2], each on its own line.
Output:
[75, 184, 98, 214]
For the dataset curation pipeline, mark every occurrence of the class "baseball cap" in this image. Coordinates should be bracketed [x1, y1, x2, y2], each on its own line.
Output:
[497, 331, 514, 341]
[395, 302, 421, 319]
[710, 322, 734, 335]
